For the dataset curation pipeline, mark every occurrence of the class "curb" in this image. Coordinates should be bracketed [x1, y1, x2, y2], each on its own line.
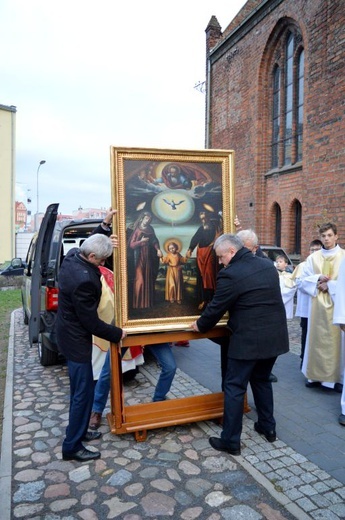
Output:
[0, 310, 15, 520]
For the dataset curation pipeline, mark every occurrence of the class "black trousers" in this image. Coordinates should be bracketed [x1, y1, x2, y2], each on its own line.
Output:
[221, 356, 277, 449]
[62, 359, 94, 454]
[300, 317, 308, 362]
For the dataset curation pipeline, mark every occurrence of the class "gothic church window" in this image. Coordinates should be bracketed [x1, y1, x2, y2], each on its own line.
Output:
[271, 28, 304, 168]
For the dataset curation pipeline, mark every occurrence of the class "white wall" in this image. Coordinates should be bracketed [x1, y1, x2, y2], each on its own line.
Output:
[16, 232, 34, 261]
[0, 105, 16, 262]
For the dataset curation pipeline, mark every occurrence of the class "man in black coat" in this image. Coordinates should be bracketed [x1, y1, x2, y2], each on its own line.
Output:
[57, 233, 126, 462]
[191, 233, 289, 455]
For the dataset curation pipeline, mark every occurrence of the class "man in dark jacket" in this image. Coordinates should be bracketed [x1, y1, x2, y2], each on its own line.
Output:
[57, 233, 126, 462]
[191, 233, 289, 456]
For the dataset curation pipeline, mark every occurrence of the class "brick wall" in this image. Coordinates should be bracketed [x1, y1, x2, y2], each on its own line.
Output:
[206, 0, 345, 258]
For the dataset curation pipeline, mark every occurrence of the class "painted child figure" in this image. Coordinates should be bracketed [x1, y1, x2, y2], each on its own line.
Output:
[276, 254, 296, 319]
[161, 241, 187, 304]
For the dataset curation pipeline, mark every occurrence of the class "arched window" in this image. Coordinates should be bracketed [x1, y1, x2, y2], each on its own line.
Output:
[296, 50, 304, 162]
[271, 29, 304, 168]
[293, 200, 302, 254]
[274, 203, 282, 246]
[272, 66, 281, 169]
[283, 34, 294, 165]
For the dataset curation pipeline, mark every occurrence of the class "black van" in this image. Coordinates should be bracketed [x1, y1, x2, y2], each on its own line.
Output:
[22, 203, 104, 366]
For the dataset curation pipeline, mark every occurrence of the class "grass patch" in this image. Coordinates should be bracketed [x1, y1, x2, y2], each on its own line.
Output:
[0, 287, 22, 445]
[0, 288, 22, 342]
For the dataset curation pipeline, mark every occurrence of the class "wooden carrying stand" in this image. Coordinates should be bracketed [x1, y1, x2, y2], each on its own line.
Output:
[107, 328, 229, 441]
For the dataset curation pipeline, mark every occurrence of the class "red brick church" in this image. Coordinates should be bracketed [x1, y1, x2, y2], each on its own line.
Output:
[205, 0, 344, 260]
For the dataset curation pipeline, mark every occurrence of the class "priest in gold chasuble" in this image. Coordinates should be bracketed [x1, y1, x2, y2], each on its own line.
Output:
[300, 223, 345, 389]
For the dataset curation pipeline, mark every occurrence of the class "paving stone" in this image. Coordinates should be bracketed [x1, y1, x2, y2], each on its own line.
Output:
[13, 480, 45, 502]
[180, 506, 203, 520]
[205, 490, 232, 507]
[151, 477, 175, 491]
[140, 492, 176, 515]
[174, 490, 194, 506]
[69, 466, 91, 483]
[50, 498, 79, 512]
[14, 469, 44, 482]
[220, 504, 262, 519]
[106, 469, 132, 486]
[185, 478, 213, 497]
[12, 503, 45, 518]
[179, 460, 201, 475]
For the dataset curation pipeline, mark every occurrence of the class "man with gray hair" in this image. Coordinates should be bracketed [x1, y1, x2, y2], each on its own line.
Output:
[191, 233, 289, 455]
[237, 227, 272, 263]
[236, 228, 278, 384]
[237, 228, 259, 253]
[57, 233, 126, 462]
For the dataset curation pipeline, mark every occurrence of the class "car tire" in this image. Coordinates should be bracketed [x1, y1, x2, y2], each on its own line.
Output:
[38, 334, 60, 366]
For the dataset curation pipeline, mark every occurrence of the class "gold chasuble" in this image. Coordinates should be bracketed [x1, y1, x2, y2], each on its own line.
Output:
[306, 248, 345, 382]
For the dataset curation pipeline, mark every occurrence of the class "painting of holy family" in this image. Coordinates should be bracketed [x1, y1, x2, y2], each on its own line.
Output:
[110, 147, 235, 334]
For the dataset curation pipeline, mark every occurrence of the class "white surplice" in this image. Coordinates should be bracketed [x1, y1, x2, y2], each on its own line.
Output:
[278, 270, 296, 319]
[333, 257, 345, 414]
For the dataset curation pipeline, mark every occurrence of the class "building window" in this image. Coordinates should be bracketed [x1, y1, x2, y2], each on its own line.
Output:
[271, 29, 304, 168]
[272, 66, 281, 169]
[293, 200, 302, 254]
[283, 34, 293, 165]
[296, 50, 304, 162]
[274, 203, 282, 246]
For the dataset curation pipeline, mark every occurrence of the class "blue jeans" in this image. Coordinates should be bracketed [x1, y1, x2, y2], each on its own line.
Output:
[93, 343, 177, 411]
[63, 359, 94, 454]
[93, 350, 111, 414]
[146, 343, 177, 401]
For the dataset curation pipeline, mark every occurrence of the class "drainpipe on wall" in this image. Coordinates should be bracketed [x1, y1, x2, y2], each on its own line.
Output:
[205, 57, 211, 149]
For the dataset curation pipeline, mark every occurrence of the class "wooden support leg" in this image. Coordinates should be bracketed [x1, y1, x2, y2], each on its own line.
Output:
[135, 430, 148, 442]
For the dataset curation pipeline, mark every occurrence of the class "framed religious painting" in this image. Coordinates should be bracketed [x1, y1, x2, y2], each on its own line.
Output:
[110, 146, 235, 334]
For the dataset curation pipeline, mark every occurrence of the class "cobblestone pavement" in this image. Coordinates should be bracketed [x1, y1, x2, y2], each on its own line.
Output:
[1, 309, 345, 520]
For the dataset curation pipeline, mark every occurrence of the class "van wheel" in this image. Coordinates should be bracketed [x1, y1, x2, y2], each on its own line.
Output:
[38, 334, 59, 366]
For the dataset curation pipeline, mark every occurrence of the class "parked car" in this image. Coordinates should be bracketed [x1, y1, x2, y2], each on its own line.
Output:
[0, 258, 26, 276]
[259, 245, 294, 270]
[22, 203, 105, 366]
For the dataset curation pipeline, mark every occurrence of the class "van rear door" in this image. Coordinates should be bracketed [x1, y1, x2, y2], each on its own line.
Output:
[29, 203, 59, 346]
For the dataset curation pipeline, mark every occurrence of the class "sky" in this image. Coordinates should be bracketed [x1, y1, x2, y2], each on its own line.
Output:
[1, 0, 247, 215]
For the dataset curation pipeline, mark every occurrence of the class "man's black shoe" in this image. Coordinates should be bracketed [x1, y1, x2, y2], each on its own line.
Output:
[305, 381, 321, 388]
[268, 373, 278, 383]
[334, 383, 343, 393]
[82, 431, 102, 441]
[209, 437, 241, 456]
[254, 422, 276, 442]
[62, 448, 101, 462]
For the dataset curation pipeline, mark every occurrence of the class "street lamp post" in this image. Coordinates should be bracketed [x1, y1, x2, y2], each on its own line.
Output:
[36, 160, 46, 230]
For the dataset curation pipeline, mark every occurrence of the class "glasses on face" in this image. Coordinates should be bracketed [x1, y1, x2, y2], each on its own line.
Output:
[310, 248, 320, 252]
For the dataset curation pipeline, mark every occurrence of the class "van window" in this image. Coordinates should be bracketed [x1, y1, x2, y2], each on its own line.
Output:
[62, 239, 78, 254]
[25, 237, 37, 275]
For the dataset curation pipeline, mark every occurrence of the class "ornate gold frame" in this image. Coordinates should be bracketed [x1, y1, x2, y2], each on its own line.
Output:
[110, 146, 235, 334]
